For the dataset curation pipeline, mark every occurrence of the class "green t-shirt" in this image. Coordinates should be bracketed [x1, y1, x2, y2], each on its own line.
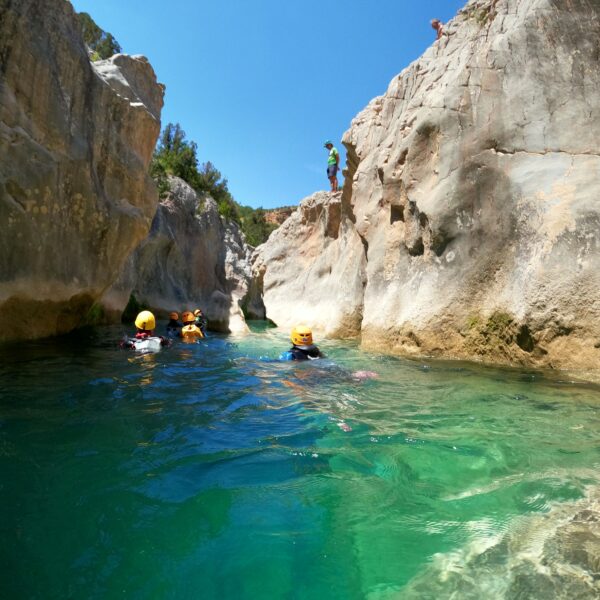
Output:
[327, 147, 339, 166]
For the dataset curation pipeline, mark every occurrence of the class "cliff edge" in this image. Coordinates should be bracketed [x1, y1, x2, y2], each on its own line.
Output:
[255, 0, 600, 373]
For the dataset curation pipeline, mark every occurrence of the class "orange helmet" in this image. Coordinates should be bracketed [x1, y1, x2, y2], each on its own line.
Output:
[169, 311, 179, 321]
[181, 311, 195, 324]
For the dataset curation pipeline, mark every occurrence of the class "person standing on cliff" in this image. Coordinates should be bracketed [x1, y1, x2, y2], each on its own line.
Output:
[324, 140, 340, 192]
[431, 18, 444, 40]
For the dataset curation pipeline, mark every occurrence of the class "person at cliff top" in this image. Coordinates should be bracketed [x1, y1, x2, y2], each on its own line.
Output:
[280, 326, 325, 361]
[324, 140, 340, 192]
[166, 312, 182, 337]
[181, 311, 204, 342]
[431, 18, 444, 39]
[121, 310, 170, 349]
[193, 309, 208, 336]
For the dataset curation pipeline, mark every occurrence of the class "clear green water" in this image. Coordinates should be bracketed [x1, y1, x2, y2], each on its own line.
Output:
[1, 324, 599, 599]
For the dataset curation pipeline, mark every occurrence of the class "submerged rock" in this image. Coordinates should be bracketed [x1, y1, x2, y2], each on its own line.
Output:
[103, 177, 262, 333]
[255, 0, 600, 372]
[0, 0, 163, 341]
[400, 486, 600, 599]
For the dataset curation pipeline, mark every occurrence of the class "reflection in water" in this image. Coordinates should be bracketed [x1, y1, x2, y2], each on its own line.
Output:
[127, 351, 159, 386]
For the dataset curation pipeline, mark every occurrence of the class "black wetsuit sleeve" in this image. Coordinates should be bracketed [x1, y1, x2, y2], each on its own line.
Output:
[290, 347, 307, 360]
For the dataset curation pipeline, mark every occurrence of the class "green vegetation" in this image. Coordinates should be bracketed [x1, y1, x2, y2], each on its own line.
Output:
[237, 205, 278, 247]
[150, 123, 238, 216]
[462, 1, 497, 26]
[75, 12, 121, 60]
[464, 311, 537, 356]
[150, 123, 278, 246]
[83, 302, 106, 326]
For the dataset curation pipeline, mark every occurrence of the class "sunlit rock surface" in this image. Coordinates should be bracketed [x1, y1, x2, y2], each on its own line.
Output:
[253, 191, 366, 337]
[103, 177, 261, 333]
[255, 0, 600, 372]
[0, 0, 163, 341]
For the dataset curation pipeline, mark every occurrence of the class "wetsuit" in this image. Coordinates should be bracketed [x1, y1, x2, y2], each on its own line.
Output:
[195, 314, 208, 336]
[166, 319, 182, 337]
[280, 345, 324, 361]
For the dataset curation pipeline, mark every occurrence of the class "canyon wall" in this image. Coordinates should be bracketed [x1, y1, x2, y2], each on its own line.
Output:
[0, 0, 163, 341]
[255, 0, 600, 373]
[103, 177, 262, 333]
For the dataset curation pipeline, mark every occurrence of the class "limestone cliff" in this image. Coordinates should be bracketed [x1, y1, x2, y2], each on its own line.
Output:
[0, 0, 163, 341]
[253, 191, 366, 337]
[103, 177, 262, 333]
[254, 0, 600, 373]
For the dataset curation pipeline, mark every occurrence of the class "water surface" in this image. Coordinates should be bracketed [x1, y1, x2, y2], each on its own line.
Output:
[1, 324, 599, 599]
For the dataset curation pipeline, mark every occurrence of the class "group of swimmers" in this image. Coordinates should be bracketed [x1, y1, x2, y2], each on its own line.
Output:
[120, 308, 206, 350]
[122, 310, 324, 361]
[166, 309, 207, 340]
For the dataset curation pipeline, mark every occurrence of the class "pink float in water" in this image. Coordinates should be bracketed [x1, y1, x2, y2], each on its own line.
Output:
[352, 370, 379, 381]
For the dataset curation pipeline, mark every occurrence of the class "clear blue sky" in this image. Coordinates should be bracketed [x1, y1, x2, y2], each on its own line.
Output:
[70, 0, 465, 209]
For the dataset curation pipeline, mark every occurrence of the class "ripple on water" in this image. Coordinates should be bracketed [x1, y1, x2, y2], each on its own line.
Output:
[1, 326, 600, 599]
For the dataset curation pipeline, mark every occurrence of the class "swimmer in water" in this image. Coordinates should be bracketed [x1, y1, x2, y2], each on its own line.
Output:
[166, 311, 182, 337]
[181, 311, 204, 342]
[280, 326, 325, 361]
[193, 308, 208, 336]
[121, 310, 170, 350]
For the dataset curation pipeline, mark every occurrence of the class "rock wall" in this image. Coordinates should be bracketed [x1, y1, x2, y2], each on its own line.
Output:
[253, 191, 366, 337]
[255, 0, 600, 373]
[103, 177, 262, 333]
[0, 0, 163, 341]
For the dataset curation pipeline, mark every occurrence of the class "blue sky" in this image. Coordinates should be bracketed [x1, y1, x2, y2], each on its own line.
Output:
[71, 0, 465, 209]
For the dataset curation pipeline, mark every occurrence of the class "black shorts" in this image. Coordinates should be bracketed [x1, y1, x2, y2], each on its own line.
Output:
[327, 164, 338, 178]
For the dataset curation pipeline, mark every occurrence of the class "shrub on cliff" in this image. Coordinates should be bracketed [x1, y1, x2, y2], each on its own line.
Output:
[75, 12, 121, 60]
[151, 123, 239, 219]
[150, 123, 278, 245]
[237, 206, 278, 246]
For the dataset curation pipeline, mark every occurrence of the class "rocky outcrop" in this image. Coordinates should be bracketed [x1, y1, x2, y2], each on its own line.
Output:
[0, 0, 163, 341]
[103, 177, 262, 333]
[402, 487, 600, 598]
[253, 191, 366, 336]
[264, 206, 295, 226]
[254, 0, 600, 373]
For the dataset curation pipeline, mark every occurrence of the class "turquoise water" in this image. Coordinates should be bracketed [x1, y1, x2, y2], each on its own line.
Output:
[1, 324, 599, 599]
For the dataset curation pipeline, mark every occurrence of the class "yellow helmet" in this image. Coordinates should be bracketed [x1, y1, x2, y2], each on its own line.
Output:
[291, 325, 313, 347]
[135, 310, 156, 331]
[169, 311, 179, 321]
[181, 311, 195, 324]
